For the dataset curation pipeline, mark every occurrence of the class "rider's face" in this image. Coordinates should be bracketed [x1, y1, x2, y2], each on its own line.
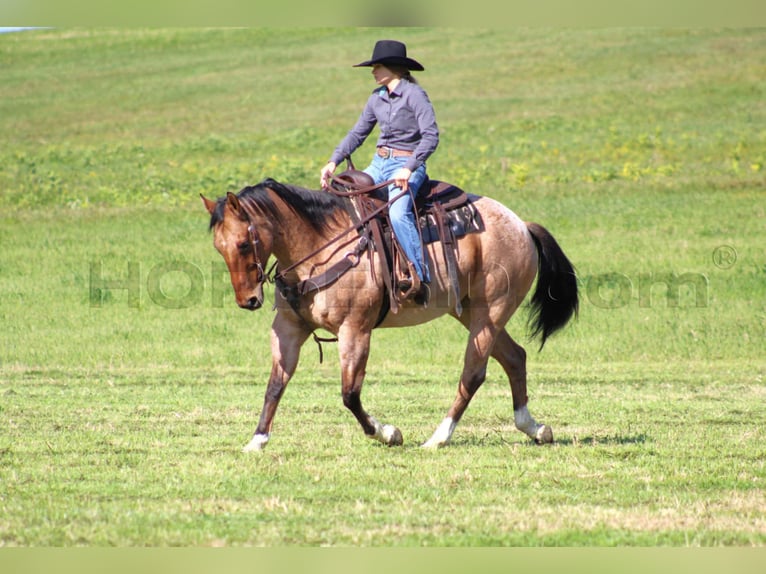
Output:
[372, 64, 398, 88]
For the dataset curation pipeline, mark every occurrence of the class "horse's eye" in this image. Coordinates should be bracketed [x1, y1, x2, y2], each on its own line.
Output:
[237, 241, 251, 254]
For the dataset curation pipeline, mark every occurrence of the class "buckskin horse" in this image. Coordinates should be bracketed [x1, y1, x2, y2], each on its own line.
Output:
[201, 175, 578, 451]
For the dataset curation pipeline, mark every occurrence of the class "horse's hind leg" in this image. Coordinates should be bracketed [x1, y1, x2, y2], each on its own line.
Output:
[492, 329, 553, 444]
[422, 313, 552, 448]
[339, 327, 403, 447]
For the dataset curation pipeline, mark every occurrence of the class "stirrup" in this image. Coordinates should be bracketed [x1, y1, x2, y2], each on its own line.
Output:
[397, 275, 429, 306]
[396, 272, 420, 299]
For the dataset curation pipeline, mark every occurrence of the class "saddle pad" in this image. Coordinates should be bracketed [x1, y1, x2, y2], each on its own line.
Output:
[418, 200, 483, 245]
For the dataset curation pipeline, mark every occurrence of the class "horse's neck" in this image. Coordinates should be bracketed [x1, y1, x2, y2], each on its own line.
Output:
[271, 213, 352, 280]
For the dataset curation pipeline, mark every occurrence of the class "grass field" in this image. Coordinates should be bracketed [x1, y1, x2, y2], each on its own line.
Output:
[1, 28, 765, 546]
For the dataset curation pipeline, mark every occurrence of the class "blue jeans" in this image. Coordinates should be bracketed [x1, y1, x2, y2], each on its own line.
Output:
[364, 154, 430, 283]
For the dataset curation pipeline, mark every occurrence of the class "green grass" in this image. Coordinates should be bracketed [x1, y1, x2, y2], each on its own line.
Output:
[1, 28, 765, 546]
[2, 363, 764, 545]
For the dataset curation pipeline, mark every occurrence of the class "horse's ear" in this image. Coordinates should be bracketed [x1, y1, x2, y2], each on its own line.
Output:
[226, 191, 242, 214]
[200, 194, 217, 215]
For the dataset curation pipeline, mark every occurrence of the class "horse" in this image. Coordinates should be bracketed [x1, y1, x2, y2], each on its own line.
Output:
[201, 177, 578, 451]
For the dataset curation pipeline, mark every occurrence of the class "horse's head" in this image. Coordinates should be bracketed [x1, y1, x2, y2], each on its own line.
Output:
[202, 192, 271, 311]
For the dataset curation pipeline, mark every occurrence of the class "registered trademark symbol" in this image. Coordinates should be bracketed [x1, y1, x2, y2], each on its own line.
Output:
[713, 245, 737, 269]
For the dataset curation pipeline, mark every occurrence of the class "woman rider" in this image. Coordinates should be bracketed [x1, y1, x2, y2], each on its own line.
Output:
[320, 39, 439, 302]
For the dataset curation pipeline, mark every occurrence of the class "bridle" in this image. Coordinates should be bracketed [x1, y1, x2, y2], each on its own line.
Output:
[235, 175, 403, 297]
[227, 178, 402, 361]
[245, 220, 266, 285]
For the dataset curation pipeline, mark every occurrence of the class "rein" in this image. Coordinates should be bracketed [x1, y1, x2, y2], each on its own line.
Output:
[240, 179, 404, 363]
[270, 179, 403, 285]
[326, 174, 392, 197]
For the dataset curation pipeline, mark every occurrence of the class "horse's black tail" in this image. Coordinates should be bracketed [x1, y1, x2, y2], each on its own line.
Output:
[526, 222, 579, 350]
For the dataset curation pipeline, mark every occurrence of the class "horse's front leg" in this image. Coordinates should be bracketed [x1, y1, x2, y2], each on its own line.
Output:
[338, 327, 403, 447]
[242, 315, 310, 452]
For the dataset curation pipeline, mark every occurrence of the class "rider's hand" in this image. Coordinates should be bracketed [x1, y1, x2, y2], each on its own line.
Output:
[320, 162, 337, 190]
[393, 168, 412, 192]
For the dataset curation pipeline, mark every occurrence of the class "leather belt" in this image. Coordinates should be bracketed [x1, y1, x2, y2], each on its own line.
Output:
[377, 146, 414, 159]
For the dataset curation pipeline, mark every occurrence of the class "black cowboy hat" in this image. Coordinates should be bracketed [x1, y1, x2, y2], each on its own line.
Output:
[354, 40, 425, 71]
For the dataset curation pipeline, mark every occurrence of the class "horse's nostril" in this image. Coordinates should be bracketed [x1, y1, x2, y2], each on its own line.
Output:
[238, 297, 261, 310]
[247, 296, 262, 310]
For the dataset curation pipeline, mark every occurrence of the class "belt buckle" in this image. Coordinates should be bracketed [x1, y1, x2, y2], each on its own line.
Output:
[380, 146, 393, 159]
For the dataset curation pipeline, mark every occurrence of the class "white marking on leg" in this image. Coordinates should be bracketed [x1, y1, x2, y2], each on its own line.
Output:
[514, 406, 553, 443]
[242, 433, 270, 452]
[514, 406, 540, 438]
[422, 417, 457, 448]
[369, 416, 385, 442]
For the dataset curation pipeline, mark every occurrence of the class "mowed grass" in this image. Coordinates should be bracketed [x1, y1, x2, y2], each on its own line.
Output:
[1, 28, 765, 546]
[2, 363, 765, 545]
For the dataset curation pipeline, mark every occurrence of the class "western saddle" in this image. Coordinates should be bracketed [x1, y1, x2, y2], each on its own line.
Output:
[329, 167, 483, 318]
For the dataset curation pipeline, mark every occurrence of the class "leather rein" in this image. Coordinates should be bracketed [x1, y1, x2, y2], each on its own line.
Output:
[240, 176, 404, 301]
[236, 176, 407, 362]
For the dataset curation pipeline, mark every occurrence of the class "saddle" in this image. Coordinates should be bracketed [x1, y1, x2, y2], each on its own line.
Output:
[331, 169, 483, 317]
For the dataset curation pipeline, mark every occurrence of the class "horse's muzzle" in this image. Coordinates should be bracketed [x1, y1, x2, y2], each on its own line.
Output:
[239, 296, 263, 311]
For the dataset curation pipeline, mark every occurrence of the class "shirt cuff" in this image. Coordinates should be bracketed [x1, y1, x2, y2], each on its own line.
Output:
[404, 158, 420, 172]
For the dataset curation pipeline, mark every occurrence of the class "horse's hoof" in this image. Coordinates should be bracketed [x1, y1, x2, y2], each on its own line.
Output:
[421, 417, 456, 448]
[534, 425, 553, 445]
[383, 425, 403, 446]
[421, 438, 445, 449]
[242, 433, 270, 452]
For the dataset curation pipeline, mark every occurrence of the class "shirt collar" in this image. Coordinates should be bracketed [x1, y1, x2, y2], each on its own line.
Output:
[374, 78, 409, 98]
[389, 78, 407, 97]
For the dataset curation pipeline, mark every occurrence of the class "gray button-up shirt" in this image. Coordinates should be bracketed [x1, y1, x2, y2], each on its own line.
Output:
[330, 79, 439, 173]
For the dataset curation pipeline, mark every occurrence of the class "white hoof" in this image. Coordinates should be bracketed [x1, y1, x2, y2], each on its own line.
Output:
[242, 433, 270, 452]
[422, 417, 456, 449]
[370, 417, 403, 446]
[421, 437, 447, 449]
[535, 424, 553, 444]
[382, 424, 403, 446]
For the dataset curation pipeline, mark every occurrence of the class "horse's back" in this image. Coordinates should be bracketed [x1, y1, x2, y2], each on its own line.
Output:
[470, 194, 537, 262]
[453, 194, 539, 304]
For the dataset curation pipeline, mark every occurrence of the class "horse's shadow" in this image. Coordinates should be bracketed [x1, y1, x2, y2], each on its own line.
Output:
[556, 433, 650, 447]
[447, 431, 650, 448]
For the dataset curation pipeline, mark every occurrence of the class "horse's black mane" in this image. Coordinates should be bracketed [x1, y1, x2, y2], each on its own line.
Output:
[209, 178, 349, 233]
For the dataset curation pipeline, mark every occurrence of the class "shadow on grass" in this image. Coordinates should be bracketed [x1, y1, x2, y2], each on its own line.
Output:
[557, 433, 650, 446]
[448, 430, 651, 448]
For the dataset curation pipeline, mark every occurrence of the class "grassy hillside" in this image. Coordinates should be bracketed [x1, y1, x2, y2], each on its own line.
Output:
[2, 28, 763, 207]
